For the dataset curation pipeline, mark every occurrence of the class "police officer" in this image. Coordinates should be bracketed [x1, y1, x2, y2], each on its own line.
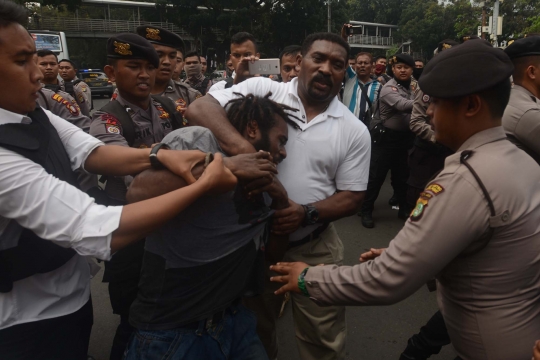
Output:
[271, 40, 540, 360]
[89, 33, 187, 360]
[407, 40, 457, 209]
[58, 59, 92, 116]
[135, 25, 201, 115]
[36, 87, 91, 132]
[36, 50, 91, 117]
[360, 53, 416, 228]
[502, 36, 540, 164]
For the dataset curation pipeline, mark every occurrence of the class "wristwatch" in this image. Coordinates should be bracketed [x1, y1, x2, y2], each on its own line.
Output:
[302, 204, 319, 226]
[149, 143, 169, 169]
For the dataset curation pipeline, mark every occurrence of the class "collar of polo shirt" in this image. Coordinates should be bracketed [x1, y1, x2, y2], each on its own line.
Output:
[286, 78, 343, 120]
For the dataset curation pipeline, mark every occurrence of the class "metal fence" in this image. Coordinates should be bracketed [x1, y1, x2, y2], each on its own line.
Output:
[349, 34, 395, 47]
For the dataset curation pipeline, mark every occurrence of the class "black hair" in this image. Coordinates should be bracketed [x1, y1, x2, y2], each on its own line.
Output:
[59, 58, 77, 68]
[279, 45, 301, 62]
[185, 50, 200, 60]
[511, 55, 540, 84]
[301, 33, 350, 63]
[0, 0, 28, 29]
[414, 58, 424, 63]
[37, 49, 58, 62]
[374, 55, 386, 62]
[225, 92, 301, 136]
[355, 52, 373, 63]
[231, 32, 258, 52]
[477, 78, 512, 118]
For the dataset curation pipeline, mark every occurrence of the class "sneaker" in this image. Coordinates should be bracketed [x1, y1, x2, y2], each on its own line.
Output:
[388, 194, 398, 206]
[361, 213, 375, 228]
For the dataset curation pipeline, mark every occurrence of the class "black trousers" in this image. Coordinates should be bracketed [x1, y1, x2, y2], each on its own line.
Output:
[0, 297, 93, 360]
[361, 129, 414, 214]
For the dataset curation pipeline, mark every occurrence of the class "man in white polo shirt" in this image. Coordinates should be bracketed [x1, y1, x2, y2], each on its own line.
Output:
[186, 32, 371, 360]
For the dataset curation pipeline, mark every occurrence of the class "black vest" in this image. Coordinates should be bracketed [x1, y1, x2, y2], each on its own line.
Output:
[0, 106, 77, 293]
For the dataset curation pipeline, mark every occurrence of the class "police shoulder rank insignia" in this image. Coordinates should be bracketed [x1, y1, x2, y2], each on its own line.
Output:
[422, 94, 431, 103]
[52, 93, 79, 115]
[114, 41, 132, 56]
[425, 183, 444, 195]
[146, 28, 161, 41]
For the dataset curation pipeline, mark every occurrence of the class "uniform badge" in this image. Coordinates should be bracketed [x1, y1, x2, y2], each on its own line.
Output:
[114, 41, 132, 56]
[101, 114, 119, 126]
[422, 94, 431, 103]
[442, 43, 453, 50]
[391, 86, 398, 91]
[146, 28, 161, 41]
[410, 196, 429, 222]
[81, 85, 88, 92]
[52, 93, 79, 115]
[77, 94, 85, 104]
[105, 124, 121, 134]
[425, 183, 444, 195]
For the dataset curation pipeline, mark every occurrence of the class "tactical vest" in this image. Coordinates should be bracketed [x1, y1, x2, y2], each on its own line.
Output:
[0, 106, 78, 293]
[192, 78, 210, 96]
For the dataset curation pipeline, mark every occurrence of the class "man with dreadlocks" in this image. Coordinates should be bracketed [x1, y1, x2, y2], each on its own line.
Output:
[122, 93, 299, 359]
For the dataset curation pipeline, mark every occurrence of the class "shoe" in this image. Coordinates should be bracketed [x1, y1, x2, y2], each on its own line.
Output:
[361, 213, 375, 228]
[388, 195, 398, 206]
[398, 210, 409, 220]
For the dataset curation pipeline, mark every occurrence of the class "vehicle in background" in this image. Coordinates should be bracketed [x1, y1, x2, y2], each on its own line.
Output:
[30, 30, 69, 60]
[79, 69, 115, 98]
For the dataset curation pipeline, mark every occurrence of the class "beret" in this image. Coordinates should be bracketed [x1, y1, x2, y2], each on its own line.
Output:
[460, 34, 480, 43]
[504, 36, 540, 59]
[388, 53, 415, 68]
[419, 40, 513, 98]
[437, 39, 459, 53]
[136, 26, 185, 52]
[107, 33, 160, 68]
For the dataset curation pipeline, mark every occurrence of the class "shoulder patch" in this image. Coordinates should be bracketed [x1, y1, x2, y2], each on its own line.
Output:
[425, 183, 444, 195]
[391, 86, 398, 91]
[105, 124, 121, 134]
[101, 114, 120, 126]
[422, 94, 431, 103]
[410, 196, 429, 222]
[51, 93, 80, 115]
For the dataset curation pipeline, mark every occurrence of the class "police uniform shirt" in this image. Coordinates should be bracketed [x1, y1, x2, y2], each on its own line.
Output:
[59, 78, 92, 117]
[0, 106, 121, 330]
[37, 87, 91, 132]
[161, 79, 201, 116]
[501, 84, 540, 164]
[90, 92, 175, 201]
[378, 78, 415, 131]
[304, 126, 540, 359]
[410, 88, 434, 142]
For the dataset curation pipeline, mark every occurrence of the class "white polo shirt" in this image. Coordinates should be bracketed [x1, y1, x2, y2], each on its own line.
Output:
[209, 77, 371, 241]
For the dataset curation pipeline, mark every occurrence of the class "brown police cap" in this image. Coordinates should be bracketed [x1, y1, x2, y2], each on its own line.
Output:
[419, 40, 513, 98]
[107, 33, 160, 68]
[136, 26, 185, 52]
[504, 36, 540, 59]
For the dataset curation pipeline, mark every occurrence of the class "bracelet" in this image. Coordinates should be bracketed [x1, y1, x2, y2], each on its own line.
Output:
[298, 267, 310, 297]
[204, 152, 214, 168]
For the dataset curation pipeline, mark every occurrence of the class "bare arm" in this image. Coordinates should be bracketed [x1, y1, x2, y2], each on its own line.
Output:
[185, 95, 255, 156]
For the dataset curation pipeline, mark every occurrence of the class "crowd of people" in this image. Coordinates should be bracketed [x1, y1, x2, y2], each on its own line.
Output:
[1, 0, 540, 359]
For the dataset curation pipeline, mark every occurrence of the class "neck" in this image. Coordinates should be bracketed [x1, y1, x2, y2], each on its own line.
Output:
[358, 74, 371, 84]
[120, 92, 151, 111]
[42, 78, 58, 86]
[152, 79, 169, 95]
[518, 81, 540, 100]
[188, 73, 201, 82]
[297, 86, 332, 123]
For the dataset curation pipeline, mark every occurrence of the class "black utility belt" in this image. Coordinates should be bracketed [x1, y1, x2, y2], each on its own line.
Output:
[180, 298, 241, 330]
[288, 223, 329, 249]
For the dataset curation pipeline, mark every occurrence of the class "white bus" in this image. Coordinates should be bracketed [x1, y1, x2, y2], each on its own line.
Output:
[29, 30, 69, 60]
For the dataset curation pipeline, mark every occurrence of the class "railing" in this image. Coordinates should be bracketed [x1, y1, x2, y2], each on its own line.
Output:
[348, 35, 394, 47]
[28, 17, 190, 36]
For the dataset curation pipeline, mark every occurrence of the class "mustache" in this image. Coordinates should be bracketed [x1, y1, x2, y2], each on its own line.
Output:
[312, 73, 332, 87]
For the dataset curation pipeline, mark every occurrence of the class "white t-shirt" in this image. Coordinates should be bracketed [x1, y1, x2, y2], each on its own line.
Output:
[208, 71, 236, 92]
[209, 77, 371, 241]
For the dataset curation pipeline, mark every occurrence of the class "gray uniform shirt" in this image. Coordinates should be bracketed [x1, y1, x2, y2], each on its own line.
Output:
[502, 84, 540, 164]
[90, 93, 174, 201]
[59, 78, 92, 117]
[409, 89, 435, 142]
[37, 87, 91, 132]
[379, 78, 415, 131]
[304, 126, 540, 360]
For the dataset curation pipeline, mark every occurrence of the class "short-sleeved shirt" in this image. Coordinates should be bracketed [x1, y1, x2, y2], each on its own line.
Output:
[379, 78, 415, 131]
[37, 88, 91, 132]
[90, 93, 175, 201]
[59, 78, 92, 117]
[502, 85, 540, 164]
[209, 77, 371, 241]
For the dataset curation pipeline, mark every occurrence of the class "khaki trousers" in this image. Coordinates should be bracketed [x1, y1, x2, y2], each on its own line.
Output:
[244, 223, 347, 360]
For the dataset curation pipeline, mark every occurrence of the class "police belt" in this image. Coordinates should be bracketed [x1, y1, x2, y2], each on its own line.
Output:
[288, 223, 329, 249]
[180, 298, 241, 330]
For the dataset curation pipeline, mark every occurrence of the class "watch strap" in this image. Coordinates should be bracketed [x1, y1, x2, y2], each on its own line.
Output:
[149, 143, 169, 169]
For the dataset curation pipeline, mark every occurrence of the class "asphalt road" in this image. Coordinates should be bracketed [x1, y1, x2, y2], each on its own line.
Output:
[88, 96, 457, 359]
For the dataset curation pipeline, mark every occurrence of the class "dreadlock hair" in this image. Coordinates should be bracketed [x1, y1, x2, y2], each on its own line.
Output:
[225, 92, 301, 136]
